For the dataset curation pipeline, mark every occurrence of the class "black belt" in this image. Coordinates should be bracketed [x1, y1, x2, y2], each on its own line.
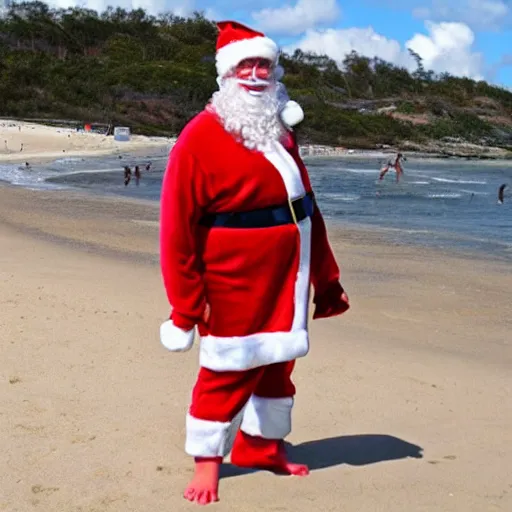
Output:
[199, 192, 315, 228]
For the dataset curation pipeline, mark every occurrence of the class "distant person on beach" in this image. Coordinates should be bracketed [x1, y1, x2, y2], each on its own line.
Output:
[498, 183, 507, 204]
[134, 165, 141, 186]
[379, 152, 406, 182]
[145, 162, 152, 171]
[159, 20, 349, 506]
[123, 166, 131, 186]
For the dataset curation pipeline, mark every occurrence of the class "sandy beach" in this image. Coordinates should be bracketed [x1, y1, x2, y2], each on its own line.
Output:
[0, 120, 173, 163]
[0, 119, 380, 163]
[3, 119, 510, 168]
[1, 181, 511, 512]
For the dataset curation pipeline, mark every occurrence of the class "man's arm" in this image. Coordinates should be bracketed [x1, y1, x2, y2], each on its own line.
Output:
[309, 200, 350, 319]
[284, 132, 349, 319]
[159, 145, 209, 348]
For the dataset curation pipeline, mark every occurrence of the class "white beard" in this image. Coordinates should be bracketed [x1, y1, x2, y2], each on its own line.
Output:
[210, 78, 285, 152]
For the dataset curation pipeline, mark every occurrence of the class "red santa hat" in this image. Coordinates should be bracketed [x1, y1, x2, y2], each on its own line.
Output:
[215, 20, 279, 77]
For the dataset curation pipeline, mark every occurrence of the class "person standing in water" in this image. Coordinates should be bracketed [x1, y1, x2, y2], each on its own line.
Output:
[134, 165, 141, 186]
[379, 152, 406, 182]
[123, 165, 131, 186]
[498, 183, 507, 204]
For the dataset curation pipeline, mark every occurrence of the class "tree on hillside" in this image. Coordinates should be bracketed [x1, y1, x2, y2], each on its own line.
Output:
[0, 1, 510, 148]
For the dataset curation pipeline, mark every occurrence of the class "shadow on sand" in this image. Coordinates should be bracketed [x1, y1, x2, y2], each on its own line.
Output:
[220, 434, 423, 479]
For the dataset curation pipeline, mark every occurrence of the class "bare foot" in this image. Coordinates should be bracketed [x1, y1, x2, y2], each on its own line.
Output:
[183, 457, 221, 505]
[261, 459, 310, 476]
[274, 461, 309, 476]
[231, 431, 309, 476]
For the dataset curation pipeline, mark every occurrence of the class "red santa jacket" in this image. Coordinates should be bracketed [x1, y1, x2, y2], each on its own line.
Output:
[159, 108, 348, 371]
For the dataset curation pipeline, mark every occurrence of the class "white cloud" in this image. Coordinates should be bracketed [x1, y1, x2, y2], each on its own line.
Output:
[285, 20, 484, 80]
[47, 0, 196, 16]
[285, 26, 410, 66]
[251, 0, 340, 36]
[407, 22, 483, 79]
[412, 0, 510, 30]
[131, 0, 195, 17]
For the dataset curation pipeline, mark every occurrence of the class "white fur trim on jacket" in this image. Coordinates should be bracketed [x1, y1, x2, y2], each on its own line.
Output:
[241, 395, 293, 439]
[216, 36, 279, 77]
[160, 319, 195, 352]
[200, 329, 309, 371]
[185, 413, 232, 457]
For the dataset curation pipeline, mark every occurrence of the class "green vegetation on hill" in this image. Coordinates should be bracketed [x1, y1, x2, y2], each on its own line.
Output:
[1, 2, 512, 155]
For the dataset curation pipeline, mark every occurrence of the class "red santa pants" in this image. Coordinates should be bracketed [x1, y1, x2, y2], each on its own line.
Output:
[185, 360, 296, 457]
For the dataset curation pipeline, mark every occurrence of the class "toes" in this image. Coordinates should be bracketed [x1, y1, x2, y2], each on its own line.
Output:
[295, 465, 309, 476]
[196, 491, 208, 505]
[197, 490, 218, 505]
[183, 487, 196, 501]
[185, 489, 219, 505]
[287, 463, 310, 476]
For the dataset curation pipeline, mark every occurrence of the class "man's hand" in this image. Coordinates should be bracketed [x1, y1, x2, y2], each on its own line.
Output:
[312, 282, 350, 320]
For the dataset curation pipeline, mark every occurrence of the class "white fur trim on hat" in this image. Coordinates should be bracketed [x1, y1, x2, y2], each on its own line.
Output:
[216, 36, 279, 77]
[280, 100, 304, 129]
[160, 319, 195, 352]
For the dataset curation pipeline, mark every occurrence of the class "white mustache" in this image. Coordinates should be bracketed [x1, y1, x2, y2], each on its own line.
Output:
[236, 78, 270, 87]
[236, 78, 272, 96]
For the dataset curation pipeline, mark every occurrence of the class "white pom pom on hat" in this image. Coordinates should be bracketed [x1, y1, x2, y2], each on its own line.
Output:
[276, 81, 304, 129]
[280, 100, 305, 129]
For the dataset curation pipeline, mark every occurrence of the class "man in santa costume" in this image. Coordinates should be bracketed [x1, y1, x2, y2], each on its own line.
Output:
[159, 20, 350, 505]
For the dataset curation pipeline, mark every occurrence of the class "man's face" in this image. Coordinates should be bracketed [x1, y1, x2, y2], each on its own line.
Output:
[232, 58, 273, 94]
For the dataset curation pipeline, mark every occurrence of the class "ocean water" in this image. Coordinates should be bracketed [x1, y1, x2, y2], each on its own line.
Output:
[1, 152, 511, 261]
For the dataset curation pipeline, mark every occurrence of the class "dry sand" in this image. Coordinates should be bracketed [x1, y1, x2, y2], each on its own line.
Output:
[1, 184, 511, 512]
[0, 120, 172, 163]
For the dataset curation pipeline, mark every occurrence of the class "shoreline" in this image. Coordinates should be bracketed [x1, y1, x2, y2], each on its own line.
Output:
[301, 147, 512, 162]
[1, 182, 510, 267]
[1, 118, 511, 165]
[1, 119, 510, 266]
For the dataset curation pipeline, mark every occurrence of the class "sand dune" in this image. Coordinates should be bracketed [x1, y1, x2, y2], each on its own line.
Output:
[0, 185, 511, 512]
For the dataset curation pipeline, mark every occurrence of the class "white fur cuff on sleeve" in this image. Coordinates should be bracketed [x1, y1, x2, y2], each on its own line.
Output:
[160, 319, 195, 352]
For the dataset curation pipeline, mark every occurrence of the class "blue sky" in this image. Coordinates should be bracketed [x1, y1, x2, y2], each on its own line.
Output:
[53, 0, 512, 87]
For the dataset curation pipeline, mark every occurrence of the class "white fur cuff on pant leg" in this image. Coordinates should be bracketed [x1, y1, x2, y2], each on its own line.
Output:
[185, 413, 232, 457]
[240, 395, 293, 439]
